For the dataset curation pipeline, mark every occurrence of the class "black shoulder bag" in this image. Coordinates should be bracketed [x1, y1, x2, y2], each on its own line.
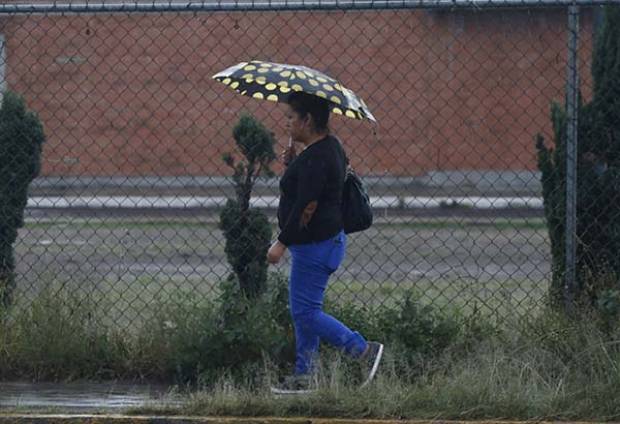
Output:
[341, 165, 373, 234]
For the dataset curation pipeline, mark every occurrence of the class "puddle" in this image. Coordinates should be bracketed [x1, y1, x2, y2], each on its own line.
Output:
[0, 382, 184, 411]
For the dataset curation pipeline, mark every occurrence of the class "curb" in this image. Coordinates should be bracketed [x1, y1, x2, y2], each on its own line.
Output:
[26, 196, 543, 211]
[0, 415, 607, 424]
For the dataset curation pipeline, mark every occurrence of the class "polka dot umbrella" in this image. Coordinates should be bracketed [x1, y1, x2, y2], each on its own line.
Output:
[212, 60, 376, 123]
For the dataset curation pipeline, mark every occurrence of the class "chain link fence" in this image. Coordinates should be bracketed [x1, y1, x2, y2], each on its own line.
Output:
[1, 0, 617, 331]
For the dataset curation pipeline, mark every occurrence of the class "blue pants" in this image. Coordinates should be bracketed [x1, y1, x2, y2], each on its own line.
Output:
[288, 230, 367, 375]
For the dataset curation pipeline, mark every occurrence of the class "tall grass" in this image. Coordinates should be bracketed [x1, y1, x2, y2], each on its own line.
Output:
[183, 313, 620, 421]
[2, 282, 620, 420]
[0, 288, 129, 380]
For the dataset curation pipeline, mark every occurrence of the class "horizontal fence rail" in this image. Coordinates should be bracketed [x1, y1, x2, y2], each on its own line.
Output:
[0, 0, 617, 14]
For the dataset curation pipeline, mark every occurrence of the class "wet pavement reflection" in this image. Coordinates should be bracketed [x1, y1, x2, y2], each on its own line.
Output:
[0, 382, 184, 412]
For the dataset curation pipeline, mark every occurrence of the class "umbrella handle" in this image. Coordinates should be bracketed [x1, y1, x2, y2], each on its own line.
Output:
[283, 136, 296, 166]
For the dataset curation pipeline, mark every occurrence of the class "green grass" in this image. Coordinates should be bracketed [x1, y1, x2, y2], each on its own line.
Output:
[9, 273, 547, 334]
[372, 218, 547, 231]
[146, 313, 620, 421]
[326, 276, 547, 317]
[10, 279, 221, 337]
[3, 283, 620, 421]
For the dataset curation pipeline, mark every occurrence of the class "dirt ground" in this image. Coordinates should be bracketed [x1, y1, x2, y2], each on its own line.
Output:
[13, 214, 551, 327]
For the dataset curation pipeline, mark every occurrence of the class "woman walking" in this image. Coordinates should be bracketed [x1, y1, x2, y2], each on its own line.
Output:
[267, 91, 383, 394]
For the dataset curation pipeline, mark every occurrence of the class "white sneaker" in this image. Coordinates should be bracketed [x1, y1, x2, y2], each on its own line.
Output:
[359, 341, 384, 387]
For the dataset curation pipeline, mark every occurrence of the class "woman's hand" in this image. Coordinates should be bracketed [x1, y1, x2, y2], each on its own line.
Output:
[282, 143, 297, 166]
[267, 240, 287, 264]
[300, 200, 318, 228]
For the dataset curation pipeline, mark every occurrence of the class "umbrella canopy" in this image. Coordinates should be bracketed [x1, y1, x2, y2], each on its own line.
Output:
[212, 60, 376, 122]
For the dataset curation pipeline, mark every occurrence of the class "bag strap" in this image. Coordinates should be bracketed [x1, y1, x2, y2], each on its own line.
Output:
[333, 135, 352, 181]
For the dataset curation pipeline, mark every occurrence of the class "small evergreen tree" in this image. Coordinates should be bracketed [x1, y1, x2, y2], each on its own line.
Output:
[0, 91, 46, 308]
[537, 6, 620, 307]
[219, 114, 276, 299]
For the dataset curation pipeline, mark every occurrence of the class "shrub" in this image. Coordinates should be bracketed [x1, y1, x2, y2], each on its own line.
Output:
[0, 91, 45, 308]
[219, 114, 276, 298]
[536, 6, 620, 308]
[135, 272, 294, 384]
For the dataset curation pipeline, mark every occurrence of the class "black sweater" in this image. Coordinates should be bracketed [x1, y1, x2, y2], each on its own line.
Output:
[277, 135, 346, 246]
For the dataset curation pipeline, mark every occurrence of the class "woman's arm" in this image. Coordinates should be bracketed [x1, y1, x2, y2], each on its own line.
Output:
[277, 156, 327, 246]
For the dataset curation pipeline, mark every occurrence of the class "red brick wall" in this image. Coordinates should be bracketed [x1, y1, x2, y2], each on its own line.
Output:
[0, 8, 594, 177]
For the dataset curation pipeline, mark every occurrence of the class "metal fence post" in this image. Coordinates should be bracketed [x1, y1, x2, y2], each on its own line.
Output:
[565, 2, 579, 311]
[0, 34, 5, 103]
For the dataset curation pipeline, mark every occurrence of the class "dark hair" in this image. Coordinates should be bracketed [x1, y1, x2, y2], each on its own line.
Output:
[287, 91, 330, 133]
